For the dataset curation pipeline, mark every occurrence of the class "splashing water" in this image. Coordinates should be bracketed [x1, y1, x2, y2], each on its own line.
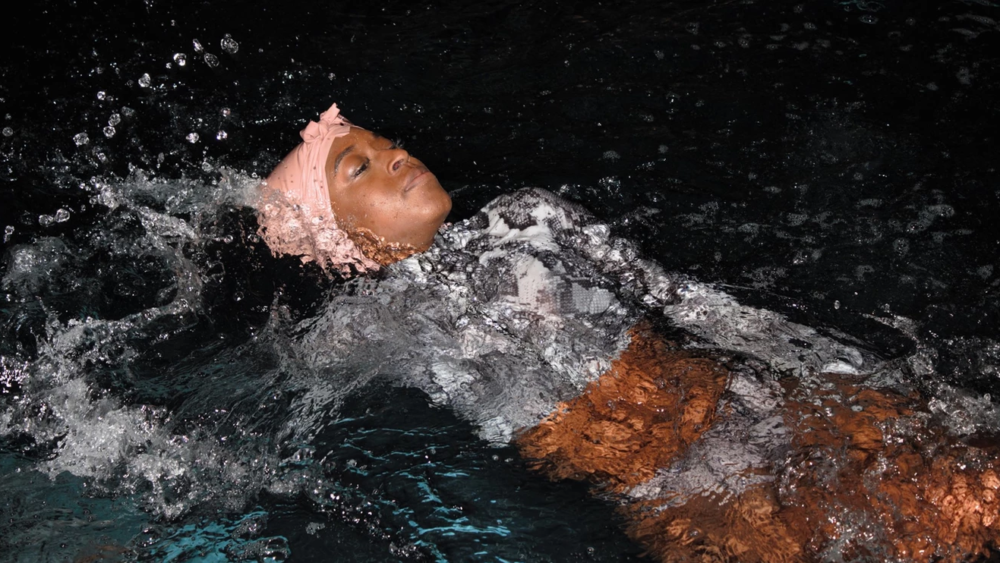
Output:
[3, 0, 1000, 560]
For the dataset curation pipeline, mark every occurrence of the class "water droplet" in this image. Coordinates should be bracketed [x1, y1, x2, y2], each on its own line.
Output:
[3, 225, 13, 243]
[834, 300, 841, 310]
[220, 34, 239, 54]
[956, 67, 972, 85]
[859, 15, 878, 24]
[38, 214, 55, 227]
[186, 132, 200, 144]
[893, 238, 910, 256]
[96, 91, 106, 100]
[216, 130, 228, 141]
[138, 73, 152, 88]
[121, 106, 135, 118]
[203, 53, 220, 68]
[108, 113, 121, 126]
[2, 127, 12, 137]
[654, 50, 665, 59]
[103, 126, 116, 138]
[193, 39, 204, 52]
[220, 107, 231, 117]
[73, 133, 90, 146]
[173, 53, 187, 67]
[55, 208, 70, 223]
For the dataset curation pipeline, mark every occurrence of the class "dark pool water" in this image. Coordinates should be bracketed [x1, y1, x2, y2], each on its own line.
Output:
[2, 0, 1000, 561]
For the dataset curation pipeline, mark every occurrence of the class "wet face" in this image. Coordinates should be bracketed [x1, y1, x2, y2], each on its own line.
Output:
[324, 127, 451, 255]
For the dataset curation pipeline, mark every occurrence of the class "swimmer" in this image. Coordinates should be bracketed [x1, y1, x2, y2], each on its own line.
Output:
[259, 103, 1000, 563]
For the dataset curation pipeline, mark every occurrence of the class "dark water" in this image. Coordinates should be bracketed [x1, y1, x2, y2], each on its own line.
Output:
[2, 0, 999, 561]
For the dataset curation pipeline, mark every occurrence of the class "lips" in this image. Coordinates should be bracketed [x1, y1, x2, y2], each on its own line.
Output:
[403, 167, 432, 193]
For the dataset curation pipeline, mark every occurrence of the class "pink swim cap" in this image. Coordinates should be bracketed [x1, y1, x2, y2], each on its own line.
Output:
[257, 103, 379, 274]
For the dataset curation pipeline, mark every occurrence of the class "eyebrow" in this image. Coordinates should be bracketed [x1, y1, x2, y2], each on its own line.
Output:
[332, 144, 355, 176]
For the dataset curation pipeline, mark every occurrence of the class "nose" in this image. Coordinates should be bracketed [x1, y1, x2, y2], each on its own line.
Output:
[387, 148, 409, 174]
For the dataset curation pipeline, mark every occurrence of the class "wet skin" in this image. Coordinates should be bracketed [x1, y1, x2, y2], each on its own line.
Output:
[324, 127, 452, 252]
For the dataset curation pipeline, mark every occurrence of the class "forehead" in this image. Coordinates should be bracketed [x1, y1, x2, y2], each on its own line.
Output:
[328, 127, 385, 152]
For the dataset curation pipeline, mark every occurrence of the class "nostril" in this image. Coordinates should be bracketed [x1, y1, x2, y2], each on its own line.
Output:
[392, 159, 402, 172]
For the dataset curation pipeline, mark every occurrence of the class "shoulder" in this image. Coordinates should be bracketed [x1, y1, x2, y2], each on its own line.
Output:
[481, 188, 595, 229]
[444, 188, 598, 250]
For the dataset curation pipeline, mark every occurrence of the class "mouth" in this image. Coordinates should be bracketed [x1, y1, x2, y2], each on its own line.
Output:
[404, 167, 432, 193]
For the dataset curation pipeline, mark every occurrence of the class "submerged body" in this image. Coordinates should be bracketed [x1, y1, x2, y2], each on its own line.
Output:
[283, 187, 1000, 562]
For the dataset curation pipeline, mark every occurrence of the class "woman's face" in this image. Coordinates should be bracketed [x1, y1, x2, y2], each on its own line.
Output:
[324, 127, 451, 252]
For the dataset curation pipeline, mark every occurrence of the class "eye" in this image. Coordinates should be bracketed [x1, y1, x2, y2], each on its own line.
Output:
[353, 159, 370, 178]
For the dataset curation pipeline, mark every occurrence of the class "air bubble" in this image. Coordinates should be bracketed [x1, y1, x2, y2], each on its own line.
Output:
[193, 39, 204, 52]
[186, 132, 200, 144]
[204, 53, 220, 68]
[3, 225, 13, 243]
[73, 133, 90, 146]
[216, 130, 228, 141]
[893, 238, 909, 256]
[97, 91, 106, 100]
[602, 150, 620, 161]
[138, 73, 152, 88]
[103, 126, 116, 138]
[173, 53, 187, 67]
[55, 208, 70, 223]
[221, 34, 239, 54]
[956, 67, 972, 85]
[121, 106, 135, 118]
[221, 107, 231, 117]
[2, 127, 12, 137]
[108, 113, 121, 126]
[38, 214, 55, 227]
[859, 15, 878, 24]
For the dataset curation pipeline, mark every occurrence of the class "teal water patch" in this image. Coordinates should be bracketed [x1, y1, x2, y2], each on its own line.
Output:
[141, 510, 289, 562]
[0, 453, 146, 562]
